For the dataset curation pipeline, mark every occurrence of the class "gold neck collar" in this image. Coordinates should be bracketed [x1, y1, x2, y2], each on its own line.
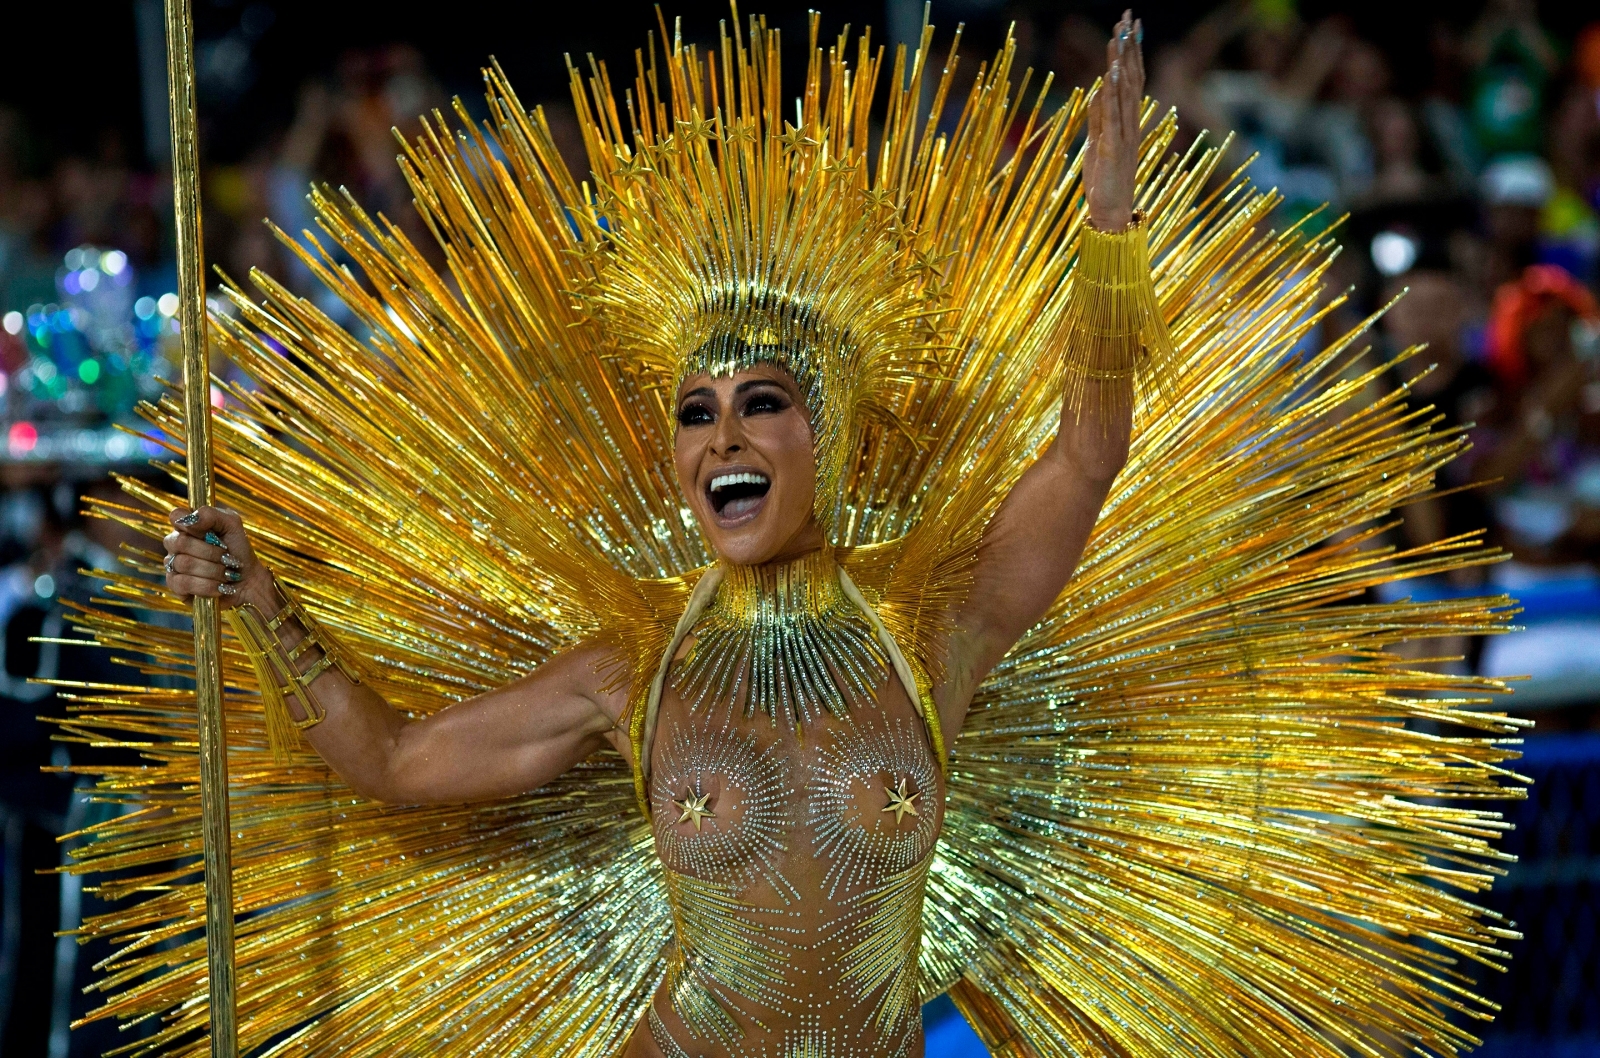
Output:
[713, 549, 844, 623]
[673, 548, 886, 726]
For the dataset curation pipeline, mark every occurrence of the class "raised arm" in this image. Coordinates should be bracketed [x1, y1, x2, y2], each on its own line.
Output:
[163, 505, 628, 804]
[936, 11, 1153, 732]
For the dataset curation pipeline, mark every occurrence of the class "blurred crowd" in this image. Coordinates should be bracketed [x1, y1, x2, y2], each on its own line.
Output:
[1, 0, 1598, 1053]
[1153, 0, 1600, 594]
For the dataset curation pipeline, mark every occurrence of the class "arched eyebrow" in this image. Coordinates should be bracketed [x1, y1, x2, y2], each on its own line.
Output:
[677, 378, 786, 405]
[735, 378, 786, 394]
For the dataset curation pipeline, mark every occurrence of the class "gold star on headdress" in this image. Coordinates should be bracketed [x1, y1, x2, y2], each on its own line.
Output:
[908, 247, 954, 281]
[676, 114, 717, 140]
[881, 777, 920, 827]
[860, 185, 896, 212]
[611, 150, 652, 183]
[780, 122, 819, 153]
[673, 789, 715, 832]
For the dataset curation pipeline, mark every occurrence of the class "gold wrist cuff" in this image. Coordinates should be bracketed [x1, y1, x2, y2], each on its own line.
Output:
[1084, 206, 1147, 235]
[1059, 210, 1176, 418]
[225, 582, 362, 762]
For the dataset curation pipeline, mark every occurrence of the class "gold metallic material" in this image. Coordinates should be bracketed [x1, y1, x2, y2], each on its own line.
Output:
[163, 0, 237, 1052]
[1058, 215, 1176, 420]
[672, 551, 888, 727]
[672, 790, 716, 832]
[881, 778, 919, 826]
[223, 583, 363, 761]
[48, 10, 1528, 1058]
[663, 867, 794, 1045]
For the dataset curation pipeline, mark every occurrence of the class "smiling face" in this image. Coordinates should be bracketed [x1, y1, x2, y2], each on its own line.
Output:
[674, 364, 825, 566]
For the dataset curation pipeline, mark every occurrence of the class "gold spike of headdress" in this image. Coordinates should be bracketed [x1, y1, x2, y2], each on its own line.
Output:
[573, 98, 939, 526]
[39, 8, 1528, 1058]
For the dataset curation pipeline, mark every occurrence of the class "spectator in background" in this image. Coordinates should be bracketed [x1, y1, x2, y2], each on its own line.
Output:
[1310, 27, 1386, 203]
[1366, 97, 1435, 206]
[0, 471, 135, 1056]
[1477, 264, 1600, 563]
[1171, 6, 1444, 222]
[1384, 268, 1498, 563]
[1540, 53, 1600, 284]
[267, 45, 446, 317]
[51, 131, 131, 252]
[1422, 19, 1485, 193]
[1188, 4, 1353, 217]
[1480, 153, 1553, 293]
[1466, 0, 1558, 160]
[0, 109, 58, 313]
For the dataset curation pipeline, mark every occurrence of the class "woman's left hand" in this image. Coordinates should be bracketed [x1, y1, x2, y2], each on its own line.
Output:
[1084, 10, 1145, 232]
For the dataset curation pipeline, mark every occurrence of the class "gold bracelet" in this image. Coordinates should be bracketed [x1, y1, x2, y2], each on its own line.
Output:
[225, 581, 362, 762]
[1084, 206, 1147, 235]
[1057, 209, 1177, 419]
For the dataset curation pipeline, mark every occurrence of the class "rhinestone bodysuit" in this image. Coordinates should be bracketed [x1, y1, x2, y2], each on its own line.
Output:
[641, 552, 944, 1058]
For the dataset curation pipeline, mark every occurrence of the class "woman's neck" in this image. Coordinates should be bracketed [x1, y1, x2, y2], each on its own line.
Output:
[727, 517, 826, 569]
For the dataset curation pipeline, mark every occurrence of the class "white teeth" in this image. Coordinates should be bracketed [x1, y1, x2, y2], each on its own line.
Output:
[709, 472, 769, 491]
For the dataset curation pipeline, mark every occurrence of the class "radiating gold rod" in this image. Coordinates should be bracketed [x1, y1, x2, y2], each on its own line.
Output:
[163, 0, 238, 1053]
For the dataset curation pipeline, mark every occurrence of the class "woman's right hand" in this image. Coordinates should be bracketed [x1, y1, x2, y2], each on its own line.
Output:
[164, 505, 277, 610]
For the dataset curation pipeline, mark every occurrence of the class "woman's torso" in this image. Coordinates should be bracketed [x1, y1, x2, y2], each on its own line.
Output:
[633, 625, 945, 1058]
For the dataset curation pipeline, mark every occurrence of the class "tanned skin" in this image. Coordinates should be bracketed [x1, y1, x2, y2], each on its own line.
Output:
[161, 12, 1146, 806]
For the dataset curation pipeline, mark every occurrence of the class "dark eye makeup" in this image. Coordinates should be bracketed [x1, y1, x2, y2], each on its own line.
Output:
[740, 388, 789, 415]
[675, 383, 791, 427]
[676, 400, 715, 428]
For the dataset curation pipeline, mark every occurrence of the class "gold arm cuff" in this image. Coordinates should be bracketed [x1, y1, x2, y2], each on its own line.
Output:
[224, 582, 362, 763]
[1058, 211, 1176, 419]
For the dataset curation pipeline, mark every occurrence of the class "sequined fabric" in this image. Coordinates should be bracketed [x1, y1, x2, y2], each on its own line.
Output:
[648, 621, 944, 1057]
[671, 551, 889, 728]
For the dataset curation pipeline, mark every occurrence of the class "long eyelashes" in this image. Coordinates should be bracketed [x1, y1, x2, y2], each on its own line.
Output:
[677, 402, 715, 428]
[675, 391, 789, 427]
[740, 393, 788, 416]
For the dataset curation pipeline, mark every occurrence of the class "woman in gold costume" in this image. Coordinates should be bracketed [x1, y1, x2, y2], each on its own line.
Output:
[63, 7, 1523, 1058]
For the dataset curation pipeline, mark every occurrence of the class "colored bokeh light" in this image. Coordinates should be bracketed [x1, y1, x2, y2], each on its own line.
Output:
[8, 421, 38, 454]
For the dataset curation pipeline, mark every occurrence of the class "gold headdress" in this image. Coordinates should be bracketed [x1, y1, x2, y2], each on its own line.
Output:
[568, 21, 942, 528]
[574, 96, 938, 524]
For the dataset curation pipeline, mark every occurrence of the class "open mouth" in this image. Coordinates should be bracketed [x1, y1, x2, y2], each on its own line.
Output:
[707, 471, 771, 525]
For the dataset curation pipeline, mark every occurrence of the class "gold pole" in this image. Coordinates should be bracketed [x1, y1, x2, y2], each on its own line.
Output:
[163, 0, 238, 1053]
